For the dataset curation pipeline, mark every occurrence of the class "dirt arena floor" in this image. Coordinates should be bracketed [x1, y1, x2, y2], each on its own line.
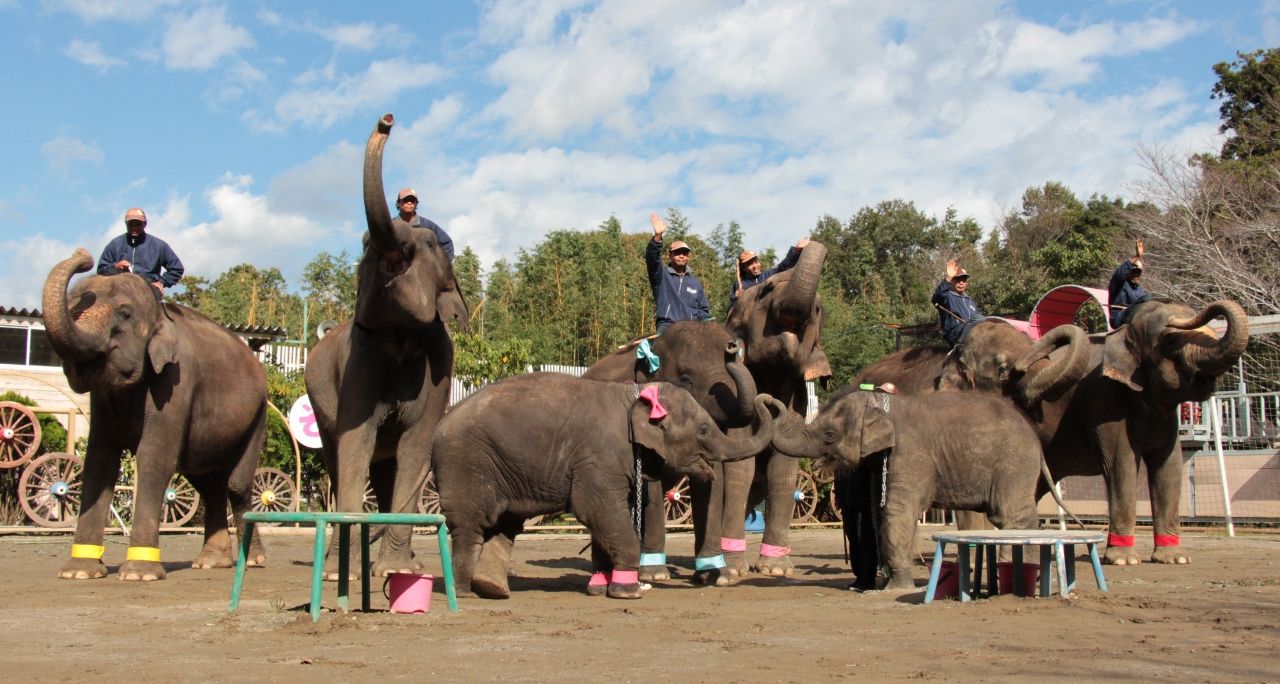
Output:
[1, 524, 1277, 682]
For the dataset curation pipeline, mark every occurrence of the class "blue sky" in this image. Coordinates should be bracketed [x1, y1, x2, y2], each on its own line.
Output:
[1, 0, 1275, 308]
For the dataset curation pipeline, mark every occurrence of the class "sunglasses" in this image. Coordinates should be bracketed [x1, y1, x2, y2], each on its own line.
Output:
[399, 197, 418, 204]
[670, 249, 691, 256]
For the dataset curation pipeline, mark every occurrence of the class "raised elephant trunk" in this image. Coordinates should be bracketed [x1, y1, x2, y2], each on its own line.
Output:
[363, 113, 403, 253]
[1014, 324, 1090, 402]
[717, 394, 780, 462]
[769, 411, 817, 458]
[725, 339, 758, 421]
[776, 242, 826, 323]
[1168, 300, 1250, 377]
[42, 248, 107, 362]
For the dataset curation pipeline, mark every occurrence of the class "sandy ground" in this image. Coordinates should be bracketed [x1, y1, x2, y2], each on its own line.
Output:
[1, 525, 1278, 683]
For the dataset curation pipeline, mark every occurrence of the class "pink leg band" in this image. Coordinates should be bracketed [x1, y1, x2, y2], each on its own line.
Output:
[611, 569, 638, 584]
[1108, 533, 1135, 548]
[759, 543, 790, 558]
[589, 572, 608, 587]
[721, 537, 747, 552]
[1154, 534, 1180, 547]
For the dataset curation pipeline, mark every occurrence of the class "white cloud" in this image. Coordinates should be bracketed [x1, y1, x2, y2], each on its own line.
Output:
[63, 39, 126, 70]
[270, 58, 447, 130]
[1001, 16, 1199, 88]
[41, 135, 104, 178]
[42, 0, 178, 23]
[162, 4, 254, 70]
[0, 233, 87, 309]
[314, 21, 406, 50]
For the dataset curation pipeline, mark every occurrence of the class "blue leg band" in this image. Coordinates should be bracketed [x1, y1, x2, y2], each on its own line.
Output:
[639, 553, 667, 566]
[695, 555, 727, 571]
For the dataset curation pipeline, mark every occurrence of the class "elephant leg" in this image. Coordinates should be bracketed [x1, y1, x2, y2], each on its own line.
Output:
[324, 423, 379, 581]
[587, 539, 611, 596]
[187, 471, 236, 569]
[226, 416, 267, 567]
[119, 442, 180, 582]
[573, 490, 643, 599]
[719, 458, 753, 579]
[878, 494, 921, 591]
[373, 437, 433, 577]
[59, 435, 120, 580]
[754, 451, 799, 577]
[638, 476, 670, 582]
[449, 522, 485, 599]
[472, 518, 521, 599]
[1102, 440, 1143, 566]
[1147, 443, 1189, 564]
[691, 461, 732, 586]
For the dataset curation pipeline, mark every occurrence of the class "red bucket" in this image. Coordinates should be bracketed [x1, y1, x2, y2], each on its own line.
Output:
[997, 561, 1040, 596]
[928, 561, 959, 600]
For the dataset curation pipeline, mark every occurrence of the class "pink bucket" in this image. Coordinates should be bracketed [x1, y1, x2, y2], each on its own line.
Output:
[385, 572, 433, 614]
[997, 561, 1040, 596]
[928, 561, 959, 600]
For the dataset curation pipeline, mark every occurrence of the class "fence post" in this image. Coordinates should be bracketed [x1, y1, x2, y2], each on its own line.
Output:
[1209, 395, 1235, 537]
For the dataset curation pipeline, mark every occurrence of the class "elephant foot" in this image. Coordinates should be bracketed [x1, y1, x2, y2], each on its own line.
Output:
[190, 550, 237, 570]
[1151, 546, 1190, 564]
[639, 564, 670, 582]
[322, 568, 359, 582]
[1103, 547, 1142, 566]
[470, 573, 511, 599]
[371, 556, 424, 578]
[58, 558, 108, 580]
[692, 568, 733, 586]
[882, 573, 915, 592]
[752, 554, 794, 577]
[606, 581, 645, 599]
[723, 551, 750, 580]
[118, 560, 166, 582]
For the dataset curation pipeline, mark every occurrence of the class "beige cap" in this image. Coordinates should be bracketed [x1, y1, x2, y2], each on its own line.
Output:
[397, 188, 418, 202]
[123, 207, 147, 223]
[951, 268, 969, 281]
[669, 240, 691, 254]
[738, 250, 758, 265]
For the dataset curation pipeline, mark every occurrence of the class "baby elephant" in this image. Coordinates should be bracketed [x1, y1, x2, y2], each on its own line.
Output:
[433, 373, 777, 600]
[771, 389, 1064, 590]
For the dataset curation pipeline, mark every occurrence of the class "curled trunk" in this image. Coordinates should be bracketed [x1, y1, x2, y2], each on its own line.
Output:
[363, 114, 402, 253]
[1014, 324, 1090, 402]
[1168, 300, 1250, 377]
[769, 411, 817, 458]
[725, 340, 758, 422]
[718, 395, 780, 462]
[776, 242, 826, 323]
[42, 248, 105, 362]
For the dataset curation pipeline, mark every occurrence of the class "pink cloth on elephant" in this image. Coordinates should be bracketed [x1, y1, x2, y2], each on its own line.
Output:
[759, 543, 790, 558]
[721, 537, 747, 552]
[638, 385, 668, 420]
[589, 572, 608, 587]
[1154, 534, 1180, 547]
[611, 569, 639, 584]
[1108, 533, 1135, 547]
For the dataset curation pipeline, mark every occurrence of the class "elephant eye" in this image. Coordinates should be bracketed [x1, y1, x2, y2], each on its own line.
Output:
[823, 429, 838, 443]
[697, 424, 711, 438]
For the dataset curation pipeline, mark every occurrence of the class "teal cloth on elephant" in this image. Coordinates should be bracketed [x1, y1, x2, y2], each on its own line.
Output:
[639, 553, 666, 566]
[636, 338, 660, 373]
[694, 554, 727, 570]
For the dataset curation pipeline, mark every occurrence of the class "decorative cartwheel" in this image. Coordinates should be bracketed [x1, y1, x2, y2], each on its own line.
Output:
[0, 401, 42, 469]
[664, 477, 693, 524]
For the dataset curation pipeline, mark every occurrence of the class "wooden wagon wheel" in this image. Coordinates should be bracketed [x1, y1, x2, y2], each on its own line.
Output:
[250, 466, 298, 514]
[791, 469, 820, 522]
[18, 452, 81, 527]
[417, 471, 440, 515]
[664, 476, 693, 524]
[160, 474, 200, 527]
[0, 401, 42, 469]
[320, 476, 379, 513]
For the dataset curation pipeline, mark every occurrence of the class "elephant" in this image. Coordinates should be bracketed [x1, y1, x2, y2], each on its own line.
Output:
[857, 301, 1249, 565]
[432, 373, 779, 599]
[304, 113, 468, 578]
[580, 320, 759, 585]
[770, 389, 1065, 590]
[41, 249, 268, 581]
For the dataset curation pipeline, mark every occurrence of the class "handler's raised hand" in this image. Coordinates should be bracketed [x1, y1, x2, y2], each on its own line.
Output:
[1135, 239, 1144, 258]
[946, 259, 959, 280]
[650, 213, 667, 238]
[796, 237, 810, 249]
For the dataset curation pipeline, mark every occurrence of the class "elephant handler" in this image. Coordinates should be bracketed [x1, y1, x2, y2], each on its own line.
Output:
[97, 207, 184, 301]
[931, 259, 983, 347]
[646, 213, 711, 333]
[395, 187, 455, 261]
[1107, 239, 1150, 329]
[728, 237, 811, 309]
[834, 382, 895, 591]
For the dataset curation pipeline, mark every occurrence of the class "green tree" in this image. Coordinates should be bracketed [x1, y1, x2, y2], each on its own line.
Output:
[1212, 48, 1280, 162]
[301, 251, 356, 339]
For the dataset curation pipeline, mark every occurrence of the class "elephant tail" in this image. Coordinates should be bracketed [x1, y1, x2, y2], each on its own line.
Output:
[1039, 458, 1086, 530]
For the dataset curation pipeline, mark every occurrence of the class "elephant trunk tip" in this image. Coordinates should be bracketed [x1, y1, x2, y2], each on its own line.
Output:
[71, 248, 93, 273]
[379, 113, 395, 132]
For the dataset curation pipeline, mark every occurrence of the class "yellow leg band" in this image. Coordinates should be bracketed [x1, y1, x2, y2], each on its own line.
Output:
[126, 546, 161, 562]
[70, 544, 105, 560]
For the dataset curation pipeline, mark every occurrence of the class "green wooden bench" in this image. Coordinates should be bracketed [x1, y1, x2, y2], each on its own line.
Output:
[227, 511, 459, 622]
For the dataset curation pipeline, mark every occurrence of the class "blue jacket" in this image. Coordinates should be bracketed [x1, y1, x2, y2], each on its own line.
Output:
[408, 214, 454, 261]
[1107, 260, 1149, 329]
[97, 232, 184, 288]
[931, 278, 982, 347]
[729, 246, 802, 309]
[646, 238, 710, 331]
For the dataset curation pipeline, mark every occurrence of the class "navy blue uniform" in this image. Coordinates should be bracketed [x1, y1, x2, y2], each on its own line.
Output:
[407, 214, 454, 261]
[97, 233, 184, 288]
[646, 238, 710, 332]
[931, 278, 981, 347]
[728, 246, 802, 309]
[1107, 260, 1149, 329]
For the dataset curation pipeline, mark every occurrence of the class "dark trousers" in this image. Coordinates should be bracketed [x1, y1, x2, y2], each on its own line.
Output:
[835, 454, 883, 590]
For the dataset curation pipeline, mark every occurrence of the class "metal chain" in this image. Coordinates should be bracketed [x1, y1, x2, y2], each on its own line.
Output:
[631, 383, 645, 541]
[880, 454, 888, 508]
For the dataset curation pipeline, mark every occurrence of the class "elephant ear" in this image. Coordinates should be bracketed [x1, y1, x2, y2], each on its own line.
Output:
[804, 339, 833, 381]
[147, 317, 180, 373]
[859, 395, 895, 457]
[1102, 328, 1144, 392]
[630, 385, 667, 456]
[437, 278, 470, 333]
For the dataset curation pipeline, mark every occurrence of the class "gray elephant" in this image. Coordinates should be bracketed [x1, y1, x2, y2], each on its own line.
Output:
[41, 250, 268, 581]
[432, 373, 778, 599]
[304, 113, 467, 578]
[770, 389, 1060, 590]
